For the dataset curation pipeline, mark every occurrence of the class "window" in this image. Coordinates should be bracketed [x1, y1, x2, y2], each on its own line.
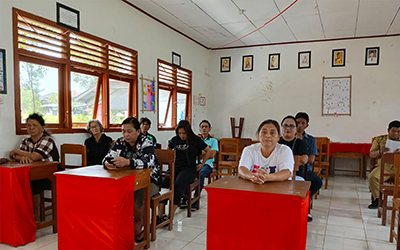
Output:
[13, 8, 138, 134]
[157, 60, 192, 130]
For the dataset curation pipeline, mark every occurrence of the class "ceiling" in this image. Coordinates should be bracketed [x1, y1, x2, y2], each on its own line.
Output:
[124, 0, 400, 50]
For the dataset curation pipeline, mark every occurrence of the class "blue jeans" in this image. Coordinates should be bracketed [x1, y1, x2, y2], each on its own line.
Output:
[297, 169, 322, 197]
[200, 164, 213, 193]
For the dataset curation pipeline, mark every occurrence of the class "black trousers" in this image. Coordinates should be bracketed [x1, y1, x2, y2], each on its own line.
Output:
[162, 168, 196, 205]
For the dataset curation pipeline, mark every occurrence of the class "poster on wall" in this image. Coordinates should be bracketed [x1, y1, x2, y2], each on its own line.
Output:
[322, 76, 351, 116]
[0, 49, 6, 94]
[141, 75, 156, 113]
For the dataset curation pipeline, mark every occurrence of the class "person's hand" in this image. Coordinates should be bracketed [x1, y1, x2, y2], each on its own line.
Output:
[19, 156, 33, 164]
[254, 168, 273, 183]
[196, 163, 204, 171]
[104, 161, 118, 170]
[250, 173, 264, 184]
[380, 146, 389, 154]
[111, 157, 130, 168]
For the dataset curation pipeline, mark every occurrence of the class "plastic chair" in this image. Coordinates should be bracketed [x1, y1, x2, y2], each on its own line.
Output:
[151, 149, 175, 241]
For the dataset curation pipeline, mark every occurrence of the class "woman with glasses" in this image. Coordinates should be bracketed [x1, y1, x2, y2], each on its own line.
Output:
[239, 119, 293, 184]
[85, 119, 113, 166]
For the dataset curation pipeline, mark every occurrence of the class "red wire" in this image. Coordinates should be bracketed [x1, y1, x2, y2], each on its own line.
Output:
[220, 0, 299, 48]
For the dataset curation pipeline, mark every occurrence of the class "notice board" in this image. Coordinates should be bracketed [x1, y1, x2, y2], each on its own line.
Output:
[322, 76, 351, 116]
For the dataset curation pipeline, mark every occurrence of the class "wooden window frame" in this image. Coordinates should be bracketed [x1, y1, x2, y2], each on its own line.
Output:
[157, 59, 191, 131]
[13, 8, 138, 135]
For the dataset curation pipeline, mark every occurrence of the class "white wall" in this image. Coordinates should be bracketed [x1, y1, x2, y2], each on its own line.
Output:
[209, 37, 400, 142]
[0, 0, 211, 157]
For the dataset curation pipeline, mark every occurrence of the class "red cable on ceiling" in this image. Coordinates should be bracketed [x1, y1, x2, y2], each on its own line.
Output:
[220, 0, 299, 48]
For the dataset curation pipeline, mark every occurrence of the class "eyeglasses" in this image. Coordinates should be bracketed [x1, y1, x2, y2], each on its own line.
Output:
[90, 125, 99, 129]
[282, 124, 296, 129]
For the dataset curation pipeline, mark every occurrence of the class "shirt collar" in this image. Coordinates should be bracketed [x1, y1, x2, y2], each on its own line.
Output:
[302, 132, 310, 139]
[202, 134, 212, 141]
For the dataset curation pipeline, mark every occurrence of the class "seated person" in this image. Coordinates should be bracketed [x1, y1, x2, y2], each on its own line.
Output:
[278, 115, 308, 181]
[295, 112, 323, 222]
[103, 117, 161, 243]
[140, 117, 157, 147]
[368, 120, 400, 209]
[239, 119, 293, 184]
[84, 119, 113, 166]
[198, 120, 218, 194]
[9, 113, 60, 221]
[158, 120, 212, 217]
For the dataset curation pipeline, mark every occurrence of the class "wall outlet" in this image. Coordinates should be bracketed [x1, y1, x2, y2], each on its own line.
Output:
[0, 96, 4, 104]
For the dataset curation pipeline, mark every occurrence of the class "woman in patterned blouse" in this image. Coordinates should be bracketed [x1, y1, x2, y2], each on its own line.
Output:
[103, 117, 161, 243]
[9, 113, 60, 221]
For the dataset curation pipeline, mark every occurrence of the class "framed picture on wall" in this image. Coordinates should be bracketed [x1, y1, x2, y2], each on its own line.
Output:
[172, 52, 181, 67]
[220, 57, 231, 72]
[0, 49, 6, 95]
[56, 2, 80, 32]
[242, 55, 253, 71]
[298, 51, 311, 69]
[332, 49, 346, 67]
[365, 47, 379, 66]
[268, 53, 280, 70]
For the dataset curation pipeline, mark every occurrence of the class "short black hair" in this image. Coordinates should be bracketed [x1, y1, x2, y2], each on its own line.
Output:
[176, 120, 197, 140]
[199, 120, 211, 127]
[27, 113, 45, 126]
[281, 115, 297, 127]
[140, 117, 151, 127]
[388, 120, 400, 130]
[122, 117, 140, 130]
[295, 112, 309, 124]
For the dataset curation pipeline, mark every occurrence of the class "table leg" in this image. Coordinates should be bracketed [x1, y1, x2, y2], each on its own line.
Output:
[144, 180, 150, 249]
[51, 176, 57, 233]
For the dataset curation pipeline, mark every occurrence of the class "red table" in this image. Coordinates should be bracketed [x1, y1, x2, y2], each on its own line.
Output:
[0, 161, 58, 247]
[205, 176, 310, 250]
[55, 165, 151, 250]
[330, 143, 372, 178]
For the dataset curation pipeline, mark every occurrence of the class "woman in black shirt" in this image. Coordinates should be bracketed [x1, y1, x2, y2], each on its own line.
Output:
[84, 120, 113, 166]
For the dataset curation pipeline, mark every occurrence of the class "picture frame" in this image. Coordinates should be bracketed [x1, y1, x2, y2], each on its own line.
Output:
[172, 52, 181, 67]
[242, 55, 253, 71]
[0, 49, 6, 95]
[332, 49, 346, 67]
[365, 47, 380, 66]
[298, 51, 311, 69]
[220, 57, 231, 72]
[268, 53, 280, 70]
[56, 2, 80, 32]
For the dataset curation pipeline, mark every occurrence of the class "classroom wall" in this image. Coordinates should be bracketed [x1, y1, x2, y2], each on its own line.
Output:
[0, 0, 211, 157]
[209, 36, 400, 143]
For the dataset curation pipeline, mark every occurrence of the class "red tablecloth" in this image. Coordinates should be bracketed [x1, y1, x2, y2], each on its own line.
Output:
[0, 166, 37, 246]
[56, 173, 136, 250]
[330, 143, 372, 157]
[206, 182, 309, 250]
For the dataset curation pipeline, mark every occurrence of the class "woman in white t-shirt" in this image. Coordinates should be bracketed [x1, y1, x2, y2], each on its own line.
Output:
[239, 119, 294, 184]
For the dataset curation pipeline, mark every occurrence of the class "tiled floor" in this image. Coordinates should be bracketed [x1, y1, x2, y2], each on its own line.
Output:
[0, 176, 397, 250]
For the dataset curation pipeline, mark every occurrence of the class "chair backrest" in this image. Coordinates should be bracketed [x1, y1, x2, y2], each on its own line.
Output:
[218, 138, 240, 164]
[155, 149, 175, 191]
[293, 155, 301, 179]
[379, 152, 396, 185]
[315, 137, 330, 163]
[393, 154, 400, 199]
[370, 135, 384, 169]
[155, 143, 162, 149]
[61, 143, 87, 169]
[239, 138, 253, 154]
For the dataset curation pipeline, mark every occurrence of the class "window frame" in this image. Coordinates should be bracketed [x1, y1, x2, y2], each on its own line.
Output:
[13, 8, 138, 135]
[157, 59, 192, 131]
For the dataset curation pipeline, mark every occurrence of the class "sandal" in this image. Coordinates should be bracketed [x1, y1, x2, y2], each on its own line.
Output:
[156, 214, 169, 226]
[135, 230, 144, 243]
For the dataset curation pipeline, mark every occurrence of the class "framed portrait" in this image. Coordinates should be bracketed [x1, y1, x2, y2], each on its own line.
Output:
[220, 57, 231, 72]
[365, 47, 379, 66]
[268, 53, 280, 70]
[172, 52, 181, 67]
[56, 2, 80, 32]
[0, 49, 6, 95]
[332, 49, 346, 67]
[242, 55, 253, 71]
[298, 51, 311, 69]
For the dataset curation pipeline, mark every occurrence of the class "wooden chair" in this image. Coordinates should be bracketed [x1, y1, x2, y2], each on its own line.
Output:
[207, 151, 219, 184]
[182, 166, 201, 218]
[218, 138, 240, 178]
[61, 144, 87, 169]
[314, 137, 330, 189]
[378, 152, 397, 226]
[40, 143, 87, 221]
[293, 155, 301, 180]
[151, 149, 175, 241]
[155, 143, 162, 149]
[389, 153, 400, 247]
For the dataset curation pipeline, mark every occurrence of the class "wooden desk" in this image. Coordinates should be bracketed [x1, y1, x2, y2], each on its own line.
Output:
[332, 152, 364, 177]
[205, 176, 310, 250]
[0, 161, 58, 247]
[55, 165, 152, 250]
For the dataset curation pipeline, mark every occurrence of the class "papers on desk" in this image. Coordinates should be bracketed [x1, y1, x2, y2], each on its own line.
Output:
[385, 139, 400, 153]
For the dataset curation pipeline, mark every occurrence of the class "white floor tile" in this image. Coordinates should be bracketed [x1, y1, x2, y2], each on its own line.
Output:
[181, 242, 206, 250]
[323, 236, 368, 250]
[325, 225, 366, 240]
